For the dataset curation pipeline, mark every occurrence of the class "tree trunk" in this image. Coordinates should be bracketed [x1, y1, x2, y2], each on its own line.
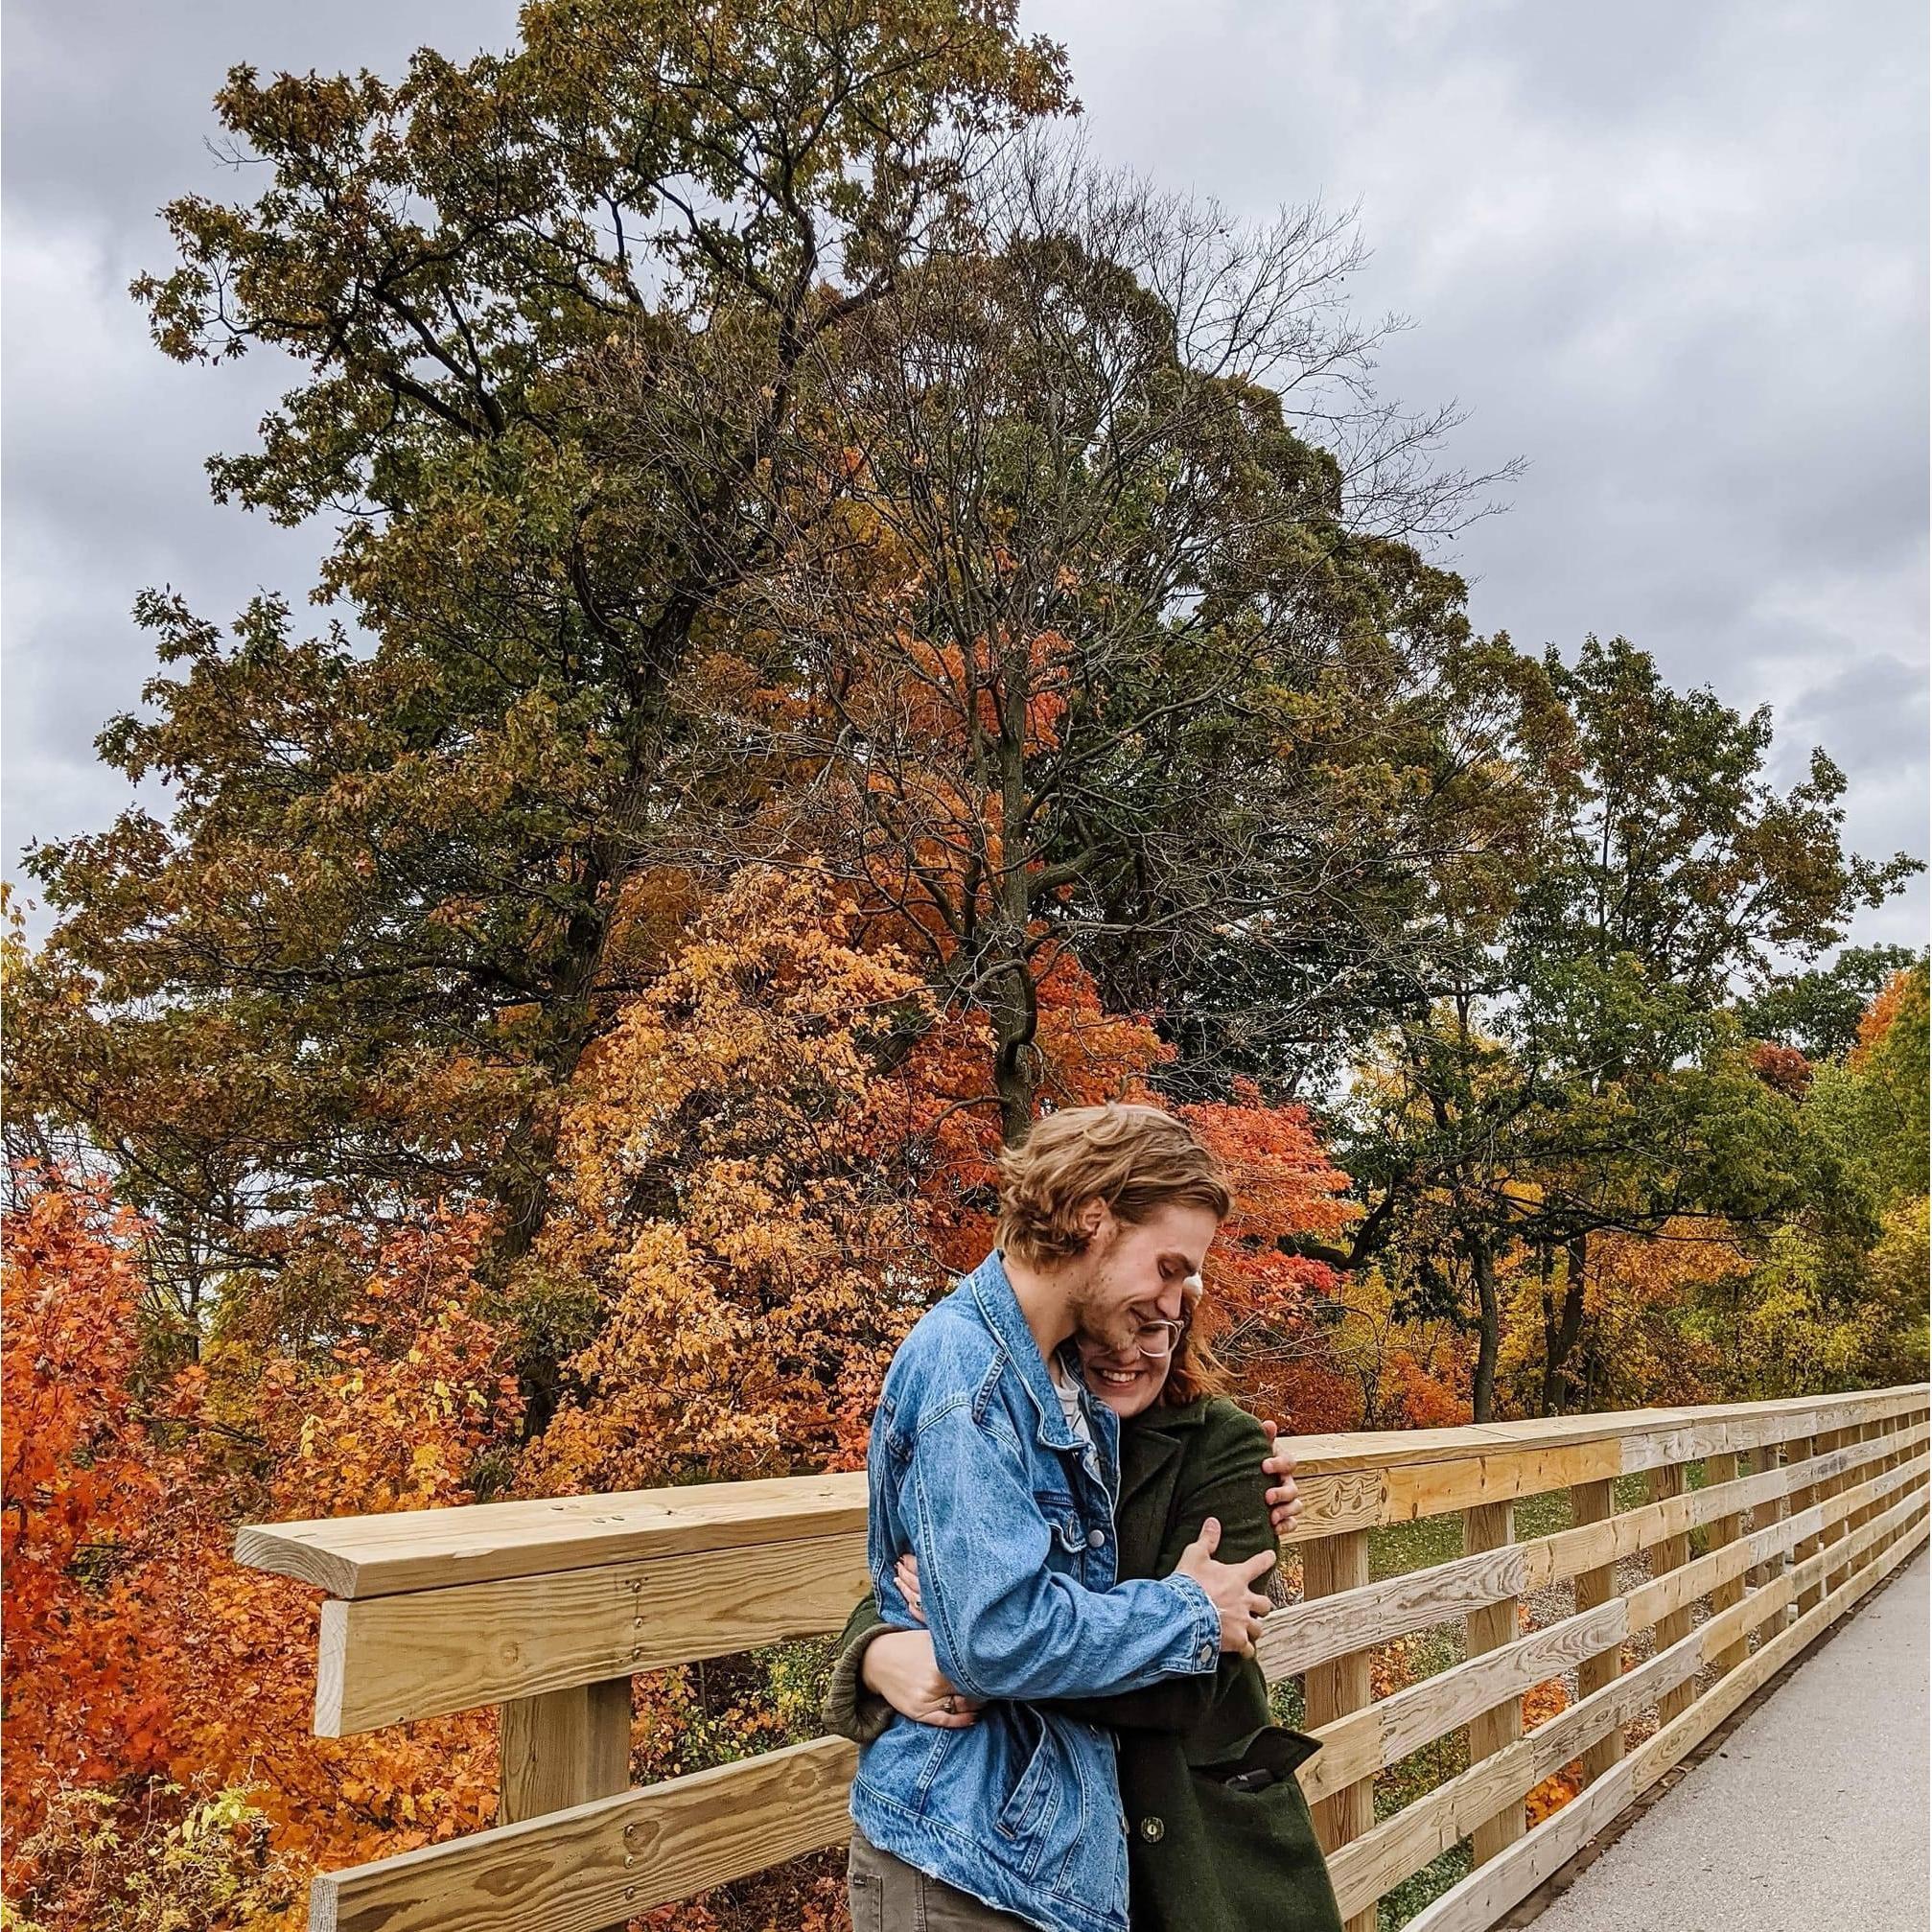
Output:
[1469, 1237, 1499, 1424]
[1539, 1236, 1587, 1415]
[989, 950, 1041, 1147]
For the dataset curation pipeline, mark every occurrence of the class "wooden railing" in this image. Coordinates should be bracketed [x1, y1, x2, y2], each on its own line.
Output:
[239, 1384, 1931, 1932]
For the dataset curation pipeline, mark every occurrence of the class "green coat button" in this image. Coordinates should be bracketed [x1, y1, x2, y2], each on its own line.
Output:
[1138, 1815, 1165, 1843]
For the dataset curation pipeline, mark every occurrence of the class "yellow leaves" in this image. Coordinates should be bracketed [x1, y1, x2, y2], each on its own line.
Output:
[516, 865, 944, 1495]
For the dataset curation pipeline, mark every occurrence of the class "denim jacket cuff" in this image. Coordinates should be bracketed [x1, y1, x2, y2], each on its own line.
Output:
[1153, 1571, 1221, 1672]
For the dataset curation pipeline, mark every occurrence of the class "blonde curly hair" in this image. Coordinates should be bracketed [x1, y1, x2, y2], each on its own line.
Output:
[994, 1103, 1232, 1269]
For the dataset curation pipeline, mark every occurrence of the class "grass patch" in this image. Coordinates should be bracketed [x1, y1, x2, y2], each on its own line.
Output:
[1379, 1839, 1472, 1929]
[1371, 1514, 1462, 1580]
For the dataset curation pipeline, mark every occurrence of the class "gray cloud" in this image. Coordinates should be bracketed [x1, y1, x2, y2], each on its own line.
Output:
[5, 0, 1925, 948]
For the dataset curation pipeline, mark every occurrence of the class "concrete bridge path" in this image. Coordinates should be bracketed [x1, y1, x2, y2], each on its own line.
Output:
[1525, 1548, 1929, 1932]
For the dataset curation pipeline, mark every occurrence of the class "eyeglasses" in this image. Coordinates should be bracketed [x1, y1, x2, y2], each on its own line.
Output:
[1130, 1316, 1190, 1361]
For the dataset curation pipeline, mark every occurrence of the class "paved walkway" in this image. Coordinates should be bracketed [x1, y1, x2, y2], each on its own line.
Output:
[1529, 1548, 1928, 1932]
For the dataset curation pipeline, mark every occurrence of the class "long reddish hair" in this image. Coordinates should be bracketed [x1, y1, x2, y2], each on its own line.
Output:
[1158, 1294, 1230, 1407]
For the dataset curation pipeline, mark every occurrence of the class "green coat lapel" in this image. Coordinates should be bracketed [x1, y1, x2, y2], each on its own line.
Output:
[1115, 1402, 1209, 1580]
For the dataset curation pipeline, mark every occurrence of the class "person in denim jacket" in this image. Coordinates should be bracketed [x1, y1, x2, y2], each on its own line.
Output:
[848, 1104, 1278, 1932]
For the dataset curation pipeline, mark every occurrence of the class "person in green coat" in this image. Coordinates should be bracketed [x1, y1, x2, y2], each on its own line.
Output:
[823, 1311, 1346, 1932]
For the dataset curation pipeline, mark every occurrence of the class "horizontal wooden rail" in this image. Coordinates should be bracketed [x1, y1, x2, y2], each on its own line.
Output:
[237, 1472, 871, 1599]
[235, 1383, 1930, 1932]
[242, 1386, 1929, 1599]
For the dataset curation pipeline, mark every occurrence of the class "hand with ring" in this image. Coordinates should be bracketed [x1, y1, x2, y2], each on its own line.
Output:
[861, 1629, 980, 1730]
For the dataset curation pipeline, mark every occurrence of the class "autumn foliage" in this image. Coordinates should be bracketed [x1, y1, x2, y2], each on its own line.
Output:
[3, 1, 1924, 1922]
[4, 1181, 171, 1801]
[3, 1187, 520, 1927]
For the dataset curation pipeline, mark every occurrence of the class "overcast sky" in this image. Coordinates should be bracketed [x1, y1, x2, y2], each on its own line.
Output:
[5, 0, 1926, 954]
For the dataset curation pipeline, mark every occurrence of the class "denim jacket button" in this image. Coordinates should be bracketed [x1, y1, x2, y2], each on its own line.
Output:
[1196, 1641, 1215, 1665]
[1138, 1816, 1165, 1843]
[1086, 1527, 1106, 1548]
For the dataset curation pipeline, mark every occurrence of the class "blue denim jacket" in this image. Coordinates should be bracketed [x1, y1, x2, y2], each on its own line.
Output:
[849, 1250, 1220, 1932]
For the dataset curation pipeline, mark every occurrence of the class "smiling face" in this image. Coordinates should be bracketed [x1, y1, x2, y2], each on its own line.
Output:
[1065, 1197, 1218, 1376]
[1075, 1331, 1173, 1418]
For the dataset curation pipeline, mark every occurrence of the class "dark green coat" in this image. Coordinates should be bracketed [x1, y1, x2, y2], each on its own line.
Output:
[824, 1396, 1344, 1932]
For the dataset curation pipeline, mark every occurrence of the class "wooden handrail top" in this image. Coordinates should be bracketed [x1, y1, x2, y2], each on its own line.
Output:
[236, 1472, 870, 1602]
[236, 1384, 1927, 1600]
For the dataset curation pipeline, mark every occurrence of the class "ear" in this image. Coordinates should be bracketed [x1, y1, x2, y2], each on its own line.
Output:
[1077, 1196, 1109, 1239]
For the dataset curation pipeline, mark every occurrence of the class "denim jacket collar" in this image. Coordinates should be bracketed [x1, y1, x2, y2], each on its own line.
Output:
[966, 1247, 1100, 1458]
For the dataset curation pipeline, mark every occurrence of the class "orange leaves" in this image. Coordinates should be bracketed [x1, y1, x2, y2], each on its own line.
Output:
[1180, 1079, 1354, 1318]
[1851, 965, 1916, 1066]
[518, 865, 947, 1493]
[2, 1173, 173, 1813]
[1748, 1039, 1813, 1098]
[895, 624, 1074, 757]
[2, 1180, 519, 1920]
[1521, 1675, 1586, 1825]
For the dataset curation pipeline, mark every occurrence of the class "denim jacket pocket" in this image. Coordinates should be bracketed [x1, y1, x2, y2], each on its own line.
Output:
[992, 1705, 1061, 1865]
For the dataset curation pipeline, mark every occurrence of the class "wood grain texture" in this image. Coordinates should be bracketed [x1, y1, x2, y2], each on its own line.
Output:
[1746, 1442, 1788, 1649]
[1323, 1616, 1686, 1918]
[1787, 1432, 1823, 1615]
[317, 1534, 870, 1734]
[1279, 1468, 1388, 1543]
[1397, 1758, 1639, 1932]
[310, 1736, 859, 1932]
[1702, 1452, 1751, 1676]
[241, 1388, 1928, 1598]
[1294, 1599, 1626, 1806]
[500, 1682, 631, 1827]
[1461, 1501, 1524, 1867]
[1613, 1387, 1926, 1473]
[1395, 1502, 1925, 1932]
[244, 1474, 870, 1600]
[325, 1436, 1924, 1735]
[1626, 1501, 1930, 1801]
[1567, 1476, 1625, 1785]
[1380, 1440, 1621, 1523]
[1258, 1541, 1527, 1681]
[1300, 1527, 1376, 1932]
[1820, 1425, 1855, 1594]
[1620, 1449, 1926, 1638]
[281, 1389, 1925, 1932]
[1881, 1420, 1918, 1556]
[1646, 1462, 1696, 1726]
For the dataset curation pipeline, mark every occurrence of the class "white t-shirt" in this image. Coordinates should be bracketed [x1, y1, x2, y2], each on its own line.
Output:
[1048, 1356, 1095, 1450]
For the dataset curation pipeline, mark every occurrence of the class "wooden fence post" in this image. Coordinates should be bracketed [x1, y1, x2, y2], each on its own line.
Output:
[1820, 1426, 1853, 1594]
[500, 1679, 633, 1824]
[1648, 1461, 1696, 1724]
[1789, 1432, 1823, 1615]
[1746, 1444, 1788, 1648]
[1569, 1476, 1624, 1786]
[1302, 1528, 1377, 1932]
[1846, 1421, 1882, 1563]
[1704, 1451, 1751, 1675]
[235, 1386, 1928, 1932]
[1462, 1500, 1526, 1866]
[1878, 1413, 1915, 1556]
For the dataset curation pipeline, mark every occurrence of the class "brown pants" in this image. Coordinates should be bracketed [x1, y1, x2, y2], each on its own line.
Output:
[848, 1826, 1034, 1932]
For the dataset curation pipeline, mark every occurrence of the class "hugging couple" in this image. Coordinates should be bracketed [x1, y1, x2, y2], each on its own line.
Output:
[821, 1104, 1345, 1932]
